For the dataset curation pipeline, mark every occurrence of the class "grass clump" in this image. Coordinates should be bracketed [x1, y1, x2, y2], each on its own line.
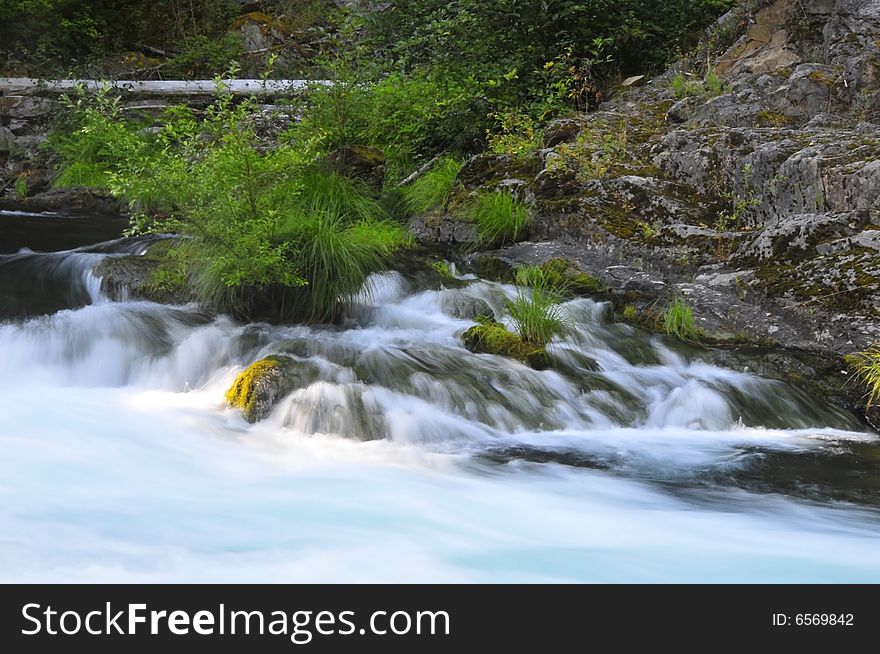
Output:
[402, 156, 464, 215]
[670, 68, 730, 100]
[507, 265, 569, 348]
[846, 346, 880, 406]
[663, 296, 701, 343]
[464, 191, 530, 247]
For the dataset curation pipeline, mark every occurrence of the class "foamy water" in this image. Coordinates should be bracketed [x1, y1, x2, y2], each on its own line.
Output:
[0, 240, 878, 582]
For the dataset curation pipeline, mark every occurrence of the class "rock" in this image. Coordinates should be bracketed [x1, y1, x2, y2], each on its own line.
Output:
[0, 127, 15, 154]
[457, 153, 542, 191]
[0, 95, 54, 121]
[621, 75, 646, 87]
[470, 254, 515, 282]
[440, 294, 494, 320]
[226, 355, 322, 422]
[461, 321, 549, 369]
[408, 212, 477, 244]
[533, 166, 582, 200]
[775, 63, 852, 119]
[542, 118, 584, 147]
[326, 145, 387, 190]
[0, 187, 125, 215]
[666, 97, 700, 124]
[539, 258, 606, 295]
[602, 266, 667, 299]
[93, 238, 194, 304]
[734, 211, 872, 261]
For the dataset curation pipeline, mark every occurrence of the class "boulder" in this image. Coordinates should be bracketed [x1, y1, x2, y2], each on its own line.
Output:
[461, 321, 550, 369]
[226, 355, 322, 422]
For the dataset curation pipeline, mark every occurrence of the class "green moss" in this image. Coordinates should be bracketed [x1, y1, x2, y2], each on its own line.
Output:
[462, 321, 549, 369]
[539, 258, 606, 295]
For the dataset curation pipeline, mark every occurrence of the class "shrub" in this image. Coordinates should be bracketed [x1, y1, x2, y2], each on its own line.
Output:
[487, 109, 543, 157]
[465, 191, 530, 248]
[298, 71, 485, 178]
[402, 156, 463, 215]
[364, 1, 737, 114]
[506, 265, 569, 348]
[663, 296, 700, 343]
[49, 78, 410, 323]
[46, 84, 149, 190]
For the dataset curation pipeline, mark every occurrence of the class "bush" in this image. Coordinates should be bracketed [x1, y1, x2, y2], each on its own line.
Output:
[46, 85, 150, 190]
[670, 68, 730, 99]
[364, 1, 739, 112]
[0, 0, 245, 77]
[49, 78, 410, 323]
[298, 71, 485, 178]
[402, 156, 463, 215]
[464, 191, 530, 248]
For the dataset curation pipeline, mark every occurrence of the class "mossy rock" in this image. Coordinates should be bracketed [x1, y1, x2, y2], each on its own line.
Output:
[462, 321, 549, 369]
[539, 258, 607, 295]
[94, 238, 194, 305]
[326, 145, 387, 191]
[472, 255, 515, 282]
[225, 355, 321, 422]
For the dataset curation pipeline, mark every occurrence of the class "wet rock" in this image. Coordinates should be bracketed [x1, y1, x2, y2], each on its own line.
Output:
[603, 265, 667, 299]
[93, 238, 194, 304]
[461, 321, 549, 369]
[226, 355, 322, 422]
[0, 187, 125, 215]
[539, 258, 606, 295]
[440, 294, 494, 320]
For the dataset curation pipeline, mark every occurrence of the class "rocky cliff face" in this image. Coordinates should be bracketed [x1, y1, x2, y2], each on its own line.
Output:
[431, 0, 880, 359]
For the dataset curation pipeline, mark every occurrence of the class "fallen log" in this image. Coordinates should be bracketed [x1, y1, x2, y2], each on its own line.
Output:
[0, 78, 329, 98]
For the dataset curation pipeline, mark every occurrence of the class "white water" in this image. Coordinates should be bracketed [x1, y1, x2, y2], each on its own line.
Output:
[1, 242, 879, 582]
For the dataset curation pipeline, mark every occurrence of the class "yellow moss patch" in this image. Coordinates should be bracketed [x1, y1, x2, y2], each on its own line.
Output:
[225, 356, 285, 422]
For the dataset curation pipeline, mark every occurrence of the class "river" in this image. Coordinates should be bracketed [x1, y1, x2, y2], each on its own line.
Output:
[1, 210, 879, 582]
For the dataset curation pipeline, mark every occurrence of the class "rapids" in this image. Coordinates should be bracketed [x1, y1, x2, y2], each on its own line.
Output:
[1, 228, 878, 582]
